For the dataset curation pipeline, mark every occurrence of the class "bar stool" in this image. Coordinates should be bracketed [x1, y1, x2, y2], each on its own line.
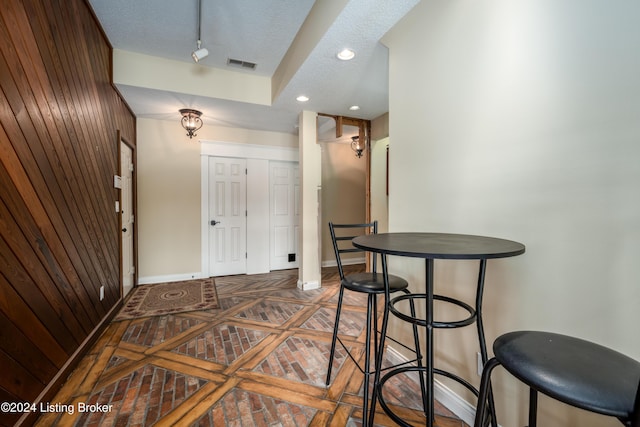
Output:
[325, 221, 425, 426]
[475, 331, 640, 427]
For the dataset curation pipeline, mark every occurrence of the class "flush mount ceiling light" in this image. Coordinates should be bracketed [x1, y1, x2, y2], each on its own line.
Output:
[337, 48, 355, 61]
[179, 109, 203, 139]
[191, 0, 208, 62]
[349, 105, 360, 111]
[296, 95, 309, 102]
[351, 135, 365, 158]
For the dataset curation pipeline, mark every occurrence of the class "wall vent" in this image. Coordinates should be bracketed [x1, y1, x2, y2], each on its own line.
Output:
[227, 58, 257, 70]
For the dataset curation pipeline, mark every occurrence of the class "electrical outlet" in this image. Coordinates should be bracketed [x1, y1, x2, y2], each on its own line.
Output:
[477, 352, 483, 376]
[100, 286, 105, 301]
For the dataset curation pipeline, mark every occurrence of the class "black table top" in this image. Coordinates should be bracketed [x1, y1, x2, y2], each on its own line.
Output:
[352, 232, 525, 260]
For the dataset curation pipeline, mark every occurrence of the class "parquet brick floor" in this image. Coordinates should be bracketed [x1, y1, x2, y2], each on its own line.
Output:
[37, 266, 468, 427]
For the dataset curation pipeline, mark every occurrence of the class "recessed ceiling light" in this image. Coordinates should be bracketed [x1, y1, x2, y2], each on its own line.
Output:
[337, 48, 355, 61]
[296, 95, 309, 102]
[349, 105, 360, 111]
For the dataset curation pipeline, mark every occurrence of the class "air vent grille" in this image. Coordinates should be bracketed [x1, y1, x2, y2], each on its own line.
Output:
[227, 58, 257, 70]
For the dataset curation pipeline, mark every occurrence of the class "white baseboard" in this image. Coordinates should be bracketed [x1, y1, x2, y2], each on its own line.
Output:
[138, 272, 203, 285]
[297, 280, 320, 291]
[384, 346, 478, 427]
[321, 257, 365, 268]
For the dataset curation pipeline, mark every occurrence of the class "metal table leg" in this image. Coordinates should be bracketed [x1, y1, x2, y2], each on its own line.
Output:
[425, 258, 435, 426]
[475, 259, 498, 426]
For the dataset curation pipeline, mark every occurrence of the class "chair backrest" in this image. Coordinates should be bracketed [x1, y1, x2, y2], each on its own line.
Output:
[328, 221, 378, 280]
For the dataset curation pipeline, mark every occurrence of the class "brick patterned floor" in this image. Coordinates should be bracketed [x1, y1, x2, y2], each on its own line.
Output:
[122, 314, 206, 347]
[253, 335, 338, 387]
[193, 388, 318, 426]
[173, 324, 271, 365]
[38, 266, 469, 427]
[300, 306, 366, 336]
[234, 299, 305, 325]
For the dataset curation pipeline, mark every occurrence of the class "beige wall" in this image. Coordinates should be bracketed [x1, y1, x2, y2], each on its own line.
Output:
[137, 116, 360, 281]
[320, 141, 367, 264]
[370, 137, 389, 233]
[371, 112, 389, 140]
[384, 1, 640, 426]
[137, 119, 202, 280]
[136, 118, 297, 282]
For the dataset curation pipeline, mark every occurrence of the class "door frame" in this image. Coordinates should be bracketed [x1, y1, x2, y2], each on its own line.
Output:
[118, 131, 137, 298]
[200, 140, 298, 277]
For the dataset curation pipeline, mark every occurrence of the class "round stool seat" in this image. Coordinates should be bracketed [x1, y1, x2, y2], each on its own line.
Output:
[343, 272, 408, 294]
[494, 331, 640, 419]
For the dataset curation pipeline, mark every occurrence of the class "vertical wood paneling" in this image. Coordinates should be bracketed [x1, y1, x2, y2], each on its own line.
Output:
[0, 0, 135, 425]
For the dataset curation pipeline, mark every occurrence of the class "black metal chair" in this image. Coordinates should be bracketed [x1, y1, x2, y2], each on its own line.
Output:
[475, 331, 640, 427]
[325, 221, 425, 426]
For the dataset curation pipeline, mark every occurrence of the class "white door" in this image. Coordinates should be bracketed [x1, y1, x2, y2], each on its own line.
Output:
[120, 141, 135, 297]
[270, 161, 300, 270]
[209, 157, 247, 276]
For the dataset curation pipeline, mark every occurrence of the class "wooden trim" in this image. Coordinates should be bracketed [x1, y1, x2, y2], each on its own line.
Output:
[386, 145, 389, 196]
[318, 112, 368, 128]
[0, 0, 136, 421]
[16, 299, 123, 426]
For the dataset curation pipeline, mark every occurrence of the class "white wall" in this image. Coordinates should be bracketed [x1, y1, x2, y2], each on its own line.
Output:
[384, 1, 640, 425]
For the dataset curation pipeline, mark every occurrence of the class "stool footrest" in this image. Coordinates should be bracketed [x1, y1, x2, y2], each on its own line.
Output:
[377, 366, 480, 427]
[389, 293, 477, 328]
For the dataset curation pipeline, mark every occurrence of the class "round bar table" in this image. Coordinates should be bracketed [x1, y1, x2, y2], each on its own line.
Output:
[352, 233, 525, 427]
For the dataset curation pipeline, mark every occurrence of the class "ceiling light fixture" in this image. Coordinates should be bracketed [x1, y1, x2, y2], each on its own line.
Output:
[351, 135, 365, 158]
[337, 48, 355, 61]
[296, 95, 309, 102]
[191, 0, 208, 62]
[349, 105, 360, 111]
[179, 109, 203, 139]
[192, 41, 208, 62]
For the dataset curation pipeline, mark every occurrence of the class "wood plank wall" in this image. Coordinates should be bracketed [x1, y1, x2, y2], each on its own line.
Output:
[0, 0, 135, 425]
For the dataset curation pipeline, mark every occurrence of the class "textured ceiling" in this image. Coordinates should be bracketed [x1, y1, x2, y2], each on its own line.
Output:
[88, 0, 419, 135]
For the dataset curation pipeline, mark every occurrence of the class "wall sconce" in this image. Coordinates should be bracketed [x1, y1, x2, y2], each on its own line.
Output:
[179, 109, 203, 139]
[351, 135, 365, 158]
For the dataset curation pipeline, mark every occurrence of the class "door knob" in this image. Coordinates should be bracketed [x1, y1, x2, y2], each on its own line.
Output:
[122, 228, 127, 232]
[210, 220, 220, 226]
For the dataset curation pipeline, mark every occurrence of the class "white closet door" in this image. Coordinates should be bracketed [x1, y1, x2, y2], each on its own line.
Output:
[209, 156, 247, 276]
[270, 161, 299, 270]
